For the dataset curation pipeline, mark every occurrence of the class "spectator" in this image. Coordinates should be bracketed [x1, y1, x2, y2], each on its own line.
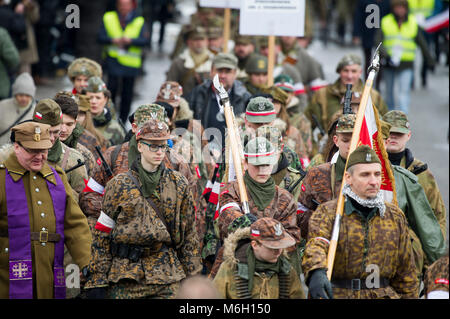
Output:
[0, 27, 20, 100]
[0, 72, 36, 146]
[0, 0, 26, 49]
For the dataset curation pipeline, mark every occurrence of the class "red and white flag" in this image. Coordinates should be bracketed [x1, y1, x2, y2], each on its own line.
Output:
[82, 177, 105, 196]
[419, 9, 449, 33]
[355, 95, 397, 204]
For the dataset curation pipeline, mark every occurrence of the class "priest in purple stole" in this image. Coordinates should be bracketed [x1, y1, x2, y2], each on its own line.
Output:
[0, 121, 92, 299]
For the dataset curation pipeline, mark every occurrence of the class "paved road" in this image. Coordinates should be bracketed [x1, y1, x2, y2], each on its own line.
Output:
[35, 2, 449, 242]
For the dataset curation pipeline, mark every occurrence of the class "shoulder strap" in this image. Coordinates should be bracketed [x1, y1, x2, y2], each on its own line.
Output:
[125, 171, 174, 244]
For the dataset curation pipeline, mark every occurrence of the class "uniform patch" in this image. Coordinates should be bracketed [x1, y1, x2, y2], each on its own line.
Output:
[434, 278, 449, 285]
[95, 211, 115, 233]
[301, 184, 306, 192]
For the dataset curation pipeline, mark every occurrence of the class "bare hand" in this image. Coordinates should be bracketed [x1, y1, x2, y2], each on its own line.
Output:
[15, 3, 25, 14]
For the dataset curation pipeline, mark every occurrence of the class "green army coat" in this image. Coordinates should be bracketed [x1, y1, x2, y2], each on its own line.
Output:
[85, 165, 202, 289]
[0, 152, 92, 298]
[302, 198, 419, 299]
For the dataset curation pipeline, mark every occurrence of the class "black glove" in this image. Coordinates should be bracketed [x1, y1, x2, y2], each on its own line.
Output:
[307, 268, 333, 299]
[85, 287, 107, 299]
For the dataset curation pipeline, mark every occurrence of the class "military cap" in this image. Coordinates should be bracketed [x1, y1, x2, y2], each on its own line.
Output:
[33, 99, 63, 126]
[136, 119, 170, 141]
[244, 136, 277, 166]
[134, 104, 168, 127]
[234, 34, 254, 46]
[67, 57, 102, 79]
[245, 96, 276, 123]
[250, 217, 296, 249]
[77, 94, 91, 112]
[382, 110, 411, 134]
[274, 74, 294, 92]
[336, 54, 362, 73]
[12, 122, 52, 149]
[347, 145, 381, 169]
[156, 81, 183, 105]
[213, 52, 238, 69]
[380, 120, 392, 140]
[54, 91, 75, 100]
[86, 76, 108, 93]
[186, 26, 207, 40]
[245, 54, 268, 74]
[336, 114, 356, 133]
[262, 86, 289, 106]
[255, 125, 283, 151]
[206, 16, 224, 38]
[257, 36, 280, 49]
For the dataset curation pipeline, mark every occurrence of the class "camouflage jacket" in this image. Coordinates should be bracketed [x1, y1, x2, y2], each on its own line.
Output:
[93, 109, 125, 146]
[78, 127, 107, 157]
[73, 142, 96, 178]
[289, 112, 313, 158]
[213, 228, 305, 299]
[297, 162, 341, 239]
[305, 78, 388, 131]
[79, 141, 198, 229]
[85, 165, 202, 288]
[400, 149, 447, 240]
[302, 198, 419, 299]
[217, 181, 301, 244]
[424, 255, 449, 298]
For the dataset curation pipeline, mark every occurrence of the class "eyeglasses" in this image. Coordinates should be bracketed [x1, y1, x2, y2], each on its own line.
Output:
[18, 143, 48, 155]
[140, 141, 169, 152]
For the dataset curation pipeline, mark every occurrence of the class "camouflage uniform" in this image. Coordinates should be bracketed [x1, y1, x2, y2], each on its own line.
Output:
[213, 218, 305, 299]
[84, 120, 201, 299]
[424, 255, 449, 299]
[383, 111, 447, 241]
[302, 198, 419, 298]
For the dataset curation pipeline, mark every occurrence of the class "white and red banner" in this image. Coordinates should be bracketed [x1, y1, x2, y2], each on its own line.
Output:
[355, 95, 396, 204]
[419, 9, 449, 33]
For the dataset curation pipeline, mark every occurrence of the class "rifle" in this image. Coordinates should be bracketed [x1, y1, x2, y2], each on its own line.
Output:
[343, 84, 353, 115]
[64, 159, 85, 174]
[95, 145, 113, 178]
[212, 74, 250, 215]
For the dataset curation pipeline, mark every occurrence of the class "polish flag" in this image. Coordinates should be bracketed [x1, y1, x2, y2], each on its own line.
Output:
[82, 178, 105, 196]
[34, 112, 43, 120]
[355, 95, 396, 204]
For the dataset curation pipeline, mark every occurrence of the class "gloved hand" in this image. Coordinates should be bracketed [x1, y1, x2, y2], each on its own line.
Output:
[307, 268, 333, 299]
[84, 287, 107, 299]
[228, 213, 258, 233]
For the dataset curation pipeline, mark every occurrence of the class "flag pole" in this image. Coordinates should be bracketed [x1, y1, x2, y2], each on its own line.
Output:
[326, 43, 382, 280]
[223, 7, 231, 53]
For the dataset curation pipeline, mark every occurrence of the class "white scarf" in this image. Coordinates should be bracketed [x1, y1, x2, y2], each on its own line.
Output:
[342, 184, 386, 218]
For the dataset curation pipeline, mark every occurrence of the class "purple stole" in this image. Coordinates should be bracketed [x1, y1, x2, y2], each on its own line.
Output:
[5, 166, 66, 299]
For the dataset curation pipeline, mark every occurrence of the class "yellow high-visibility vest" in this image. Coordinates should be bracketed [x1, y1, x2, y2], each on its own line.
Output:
[103, 11, 145, 69]
[381, 13, 419, 62]
[408, 0, 435, 19]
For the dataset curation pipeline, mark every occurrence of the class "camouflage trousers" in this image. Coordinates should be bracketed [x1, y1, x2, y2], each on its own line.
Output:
[107, 279, 181, 299]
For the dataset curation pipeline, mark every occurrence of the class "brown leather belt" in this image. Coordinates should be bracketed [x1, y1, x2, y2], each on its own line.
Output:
[0, 230, 60, 243]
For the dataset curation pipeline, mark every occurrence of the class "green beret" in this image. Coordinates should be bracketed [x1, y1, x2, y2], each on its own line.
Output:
[245, 97, 276, 123]
[347, 145, 381, 169]
[244, 136, 277, 166]
[33, 99, 63, 126]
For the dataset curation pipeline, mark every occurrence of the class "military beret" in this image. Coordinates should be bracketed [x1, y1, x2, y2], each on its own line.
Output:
[245, 96, 276, 123]
[245, 54, 268, 74]
[86, 76, 108, 93]
[12, 121, 53, 149]
[136, 119, 171, 141]
[134, 104, 168, 128]
[382, 110, 411, 134]
[244, 136, 277, 166]
[347, 145, 381, 169]
[336, 54, 362, 73]
[33, 99, 63, 126]
[213, 52, 238, 70]
[250, 217, 295, 249]
[67, 57, 102, 79]
[336, 114, 356, 133]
